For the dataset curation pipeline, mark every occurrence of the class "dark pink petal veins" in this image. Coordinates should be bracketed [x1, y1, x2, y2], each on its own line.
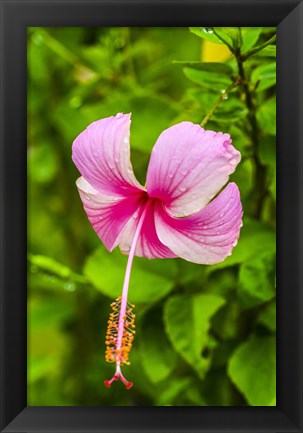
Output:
[118, 200, 177, 259]
[154, 183, 243, 264]
[72, 113, 144, 196]
[76, 177, 146, 251]
[146, 122, 241, 217]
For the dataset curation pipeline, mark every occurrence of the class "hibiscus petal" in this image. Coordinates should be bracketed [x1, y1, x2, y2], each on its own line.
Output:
[76, 177, 146, 251]
[146, 121, 241, 217]
[72, 113, 144, 196]
[154, 183, 243, 264]
[118, 201, 177, 259]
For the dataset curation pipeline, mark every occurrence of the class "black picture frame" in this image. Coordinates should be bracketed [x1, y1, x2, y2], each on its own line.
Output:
[0, 0, 302, 432]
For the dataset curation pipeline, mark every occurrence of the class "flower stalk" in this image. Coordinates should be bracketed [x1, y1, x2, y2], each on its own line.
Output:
[104, 199, 152, 389]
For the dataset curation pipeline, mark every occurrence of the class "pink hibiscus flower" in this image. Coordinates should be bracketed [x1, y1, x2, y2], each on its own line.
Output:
[72, 112, 243, 389]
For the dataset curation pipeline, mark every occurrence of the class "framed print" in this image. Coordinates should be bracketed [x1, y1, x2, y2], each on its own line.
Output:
[0, 0, 302, 432]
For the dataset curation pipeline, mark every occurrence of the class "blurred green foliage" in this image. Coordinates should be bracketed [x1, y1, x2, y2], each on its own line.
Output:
[28, 27, 276, 406]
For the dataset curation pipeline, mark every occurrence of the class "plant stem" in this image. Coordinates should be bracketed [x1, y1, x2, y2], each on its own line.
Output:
[212, 28, 234, 53]
[200, 77, 241, 128]
[236, 52, 267, 218]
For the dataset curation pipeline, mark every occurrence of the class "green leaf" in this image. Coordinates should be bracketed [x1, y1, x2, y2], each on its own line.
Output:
[206, 268, 237, 298]
[227, 125, 251, 156]
[215, 28, 240, 49]
[191, 27, 239, 50]
[261, 27, 276, 35]
[241, 28, 261, 53]
[156, 377, 193, 406]
[29, 254, 72, 279]
[186, 88, 217, 110]
[251, 62, 276, 92]
[256, 96, 276, 135]
[256, 45, 276, 57]
[189, 27, 224, 44]
[164, 293, 225, 379]
[140, 309, 178, 383]
[175, 61, 233, 76]
[212, 302, 242, 340]
[29, 273, 64, 292]
[84, 246, 178, 304]
[257, 301, 276, 332]
[187, 88, 247, 123]
[208, 217, 275, 271]
[228, 336, 276, 406]
[239, 251, 276, 308]
[180, 384, 207, 406]
[122, 348, 158, 401]
[183, 67, 233, 91]
[212, 96, 248, 122]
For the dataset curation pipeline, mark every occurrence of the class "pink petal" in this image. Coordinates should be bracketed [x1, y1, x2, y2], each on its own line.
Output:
[118, 200, 177, 259]
[146, 122, 241, 217]
[72, 113, 144, 197]
[76, 177, 146, 251]
[154, 183, 243, 264]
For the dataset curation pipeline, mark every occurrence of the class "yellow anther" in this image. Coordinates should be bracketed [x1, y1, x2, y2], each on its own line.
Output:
[105, 296, 136, 366]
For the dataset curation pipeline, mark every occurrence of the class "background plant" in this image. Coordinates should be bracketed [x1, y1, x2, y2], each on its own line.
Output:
[28, 26, 276, 406]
